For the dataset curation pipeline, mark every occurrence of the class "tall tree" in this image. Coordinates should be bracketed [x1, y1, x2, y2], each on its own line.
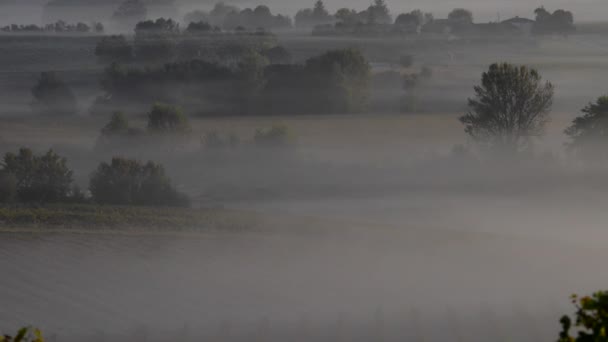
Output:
[565, 95, 608, 160]
[459, 63, 554, 153]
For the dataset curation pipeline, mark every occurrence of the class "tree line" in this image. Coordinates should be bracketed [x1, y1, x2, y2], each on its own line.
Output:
[0, 147, 189, 207]
[1, 20, 104, 34]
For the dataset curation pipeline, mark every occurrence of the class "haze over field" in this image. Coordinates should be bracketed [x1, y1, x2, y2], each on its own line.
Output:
[1, 0, 608, 340]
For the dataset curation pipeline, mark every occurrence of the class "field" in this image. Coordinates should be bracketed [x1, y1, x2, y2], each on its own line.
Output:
[1, 30, 608, 340]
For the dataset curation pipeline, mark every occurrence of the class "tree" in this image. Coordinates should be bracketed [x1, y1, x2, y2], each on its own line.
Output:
[533, 7, 575, 35]
[558, 291, 608, 342]
[305, 48, 371, 113]
[564, 95, 608, 160]
[89, 157, 189, 206]
[312, 0, 329, 18]
[448, 8, 473, 24]
[459, 63, 554, 152]
[147, 103, 191, 134]
[31, 72, 77, 116]
[335, 8, 359, 25]
[262, 45, 292, 64]
[395, 11, 423, 28]
[367, 0, 391, 24]
[1, 148, 73, 202]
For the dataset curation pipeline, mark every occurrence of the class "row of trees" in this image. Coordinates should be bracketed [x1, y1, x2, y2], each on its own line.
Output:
[95, 48, 370, 116]
[0, 148, 188, 206]
[1, 20, 104, 34]
[94, 18, 279, 64]
[460, 62, 607, 160]
[183, 3, 291, 31]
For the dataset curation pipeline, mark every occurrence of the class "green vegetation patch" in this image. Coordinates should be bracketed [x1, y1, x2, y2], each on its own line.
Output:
[0, 204, 261, 232]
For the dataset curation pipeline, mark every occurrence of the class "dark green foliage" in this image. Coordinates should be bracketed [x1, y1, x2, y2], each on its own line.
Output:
[534, 7, 575, 35]
[459, 63, 554, 152]
[222, 5, 292, 30]
[564, 96, 608, 160]
[448, 8, 473, 24]
[254, 124, 294, 147]
[186, 21, 213, 33]
[558, 291, 608, 342]
[133, 18, 180, 62]
[31, 72, 77, 116]
[295, 0, 333, 27]
[95, 35, 133, 63]
[96, 111, 144, 149]
[89, 157, 189, 207]
[367, 0, 391, 24]
[147, 103, 191, 134]
[1, 148, 74, 203]
[99, 60, 236, 113]
[304, 48, 371, 113]
[0, 327, 44, 342]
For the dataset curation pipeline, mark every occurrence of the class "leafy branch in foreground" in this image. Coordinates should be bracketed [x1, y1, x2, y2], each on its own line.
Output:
[1, 327, 43, 342]
[558, 291, 608, 342]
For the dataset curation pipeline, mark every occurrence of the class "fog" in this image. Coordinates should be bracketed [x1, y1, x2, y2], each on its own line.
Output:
[1, 0, 608, 340]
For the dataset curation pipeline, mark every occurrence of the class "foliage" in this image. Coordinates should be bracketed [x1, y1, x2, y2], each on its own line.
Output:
[31, 72, 77, 116]
[558, 291, 608, 342]
[366, 0, 391, 24]
[1, 148, 74, 203]
[95, 35, 133, 63]
[564, 96, 608, 160]
[147, 103, 191, 134]
[448, 8, 473, 24]
[0, 327, 44, 342]
[133, 18, 180, 62]
[89, 157, 189, 207]
[459, 63, 554, 153]
[534, 7, 575, 35]
[1, 21, 101, 34]
[304, 48, 371, 113]
[0, 204, 258, 231]
[295, 0, 333, 27]
[254, 124, 294, 147]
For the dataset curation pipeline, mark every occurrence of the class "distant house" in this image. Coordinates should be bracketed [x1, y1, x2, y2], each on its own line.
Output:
[501, 16, 535, 35]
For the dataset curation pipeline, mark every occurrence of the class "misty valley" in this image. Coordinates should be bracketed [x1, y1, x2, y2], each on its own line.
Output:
[1, 0, 608, 341]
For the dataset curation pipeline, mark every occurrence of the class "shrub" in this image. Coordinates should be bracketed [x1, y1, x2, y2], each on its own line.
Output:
[1, 148, 74, 203]
[564, 95, 608, 161]
[147, 103, 191, 134]
[96, 111, 144, 149]
[558, 291, 608, 342]
[31, 72, 77, 116]
[89, 157, 189, 207]
[254, 124, 294, 147]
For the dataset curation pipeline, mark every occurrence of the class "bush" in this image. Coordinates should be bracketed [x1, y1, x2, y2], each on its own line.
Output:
[89, 157, 189, 207]
[1, 148, 74, 203]
[31, 72, 77, 116]
[558, 291, 608, 341]
[96, 111, 144, 149]
[254, 124, 294, 147]
[147, 103, 191, 134]
[564, 95, 608, 161]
